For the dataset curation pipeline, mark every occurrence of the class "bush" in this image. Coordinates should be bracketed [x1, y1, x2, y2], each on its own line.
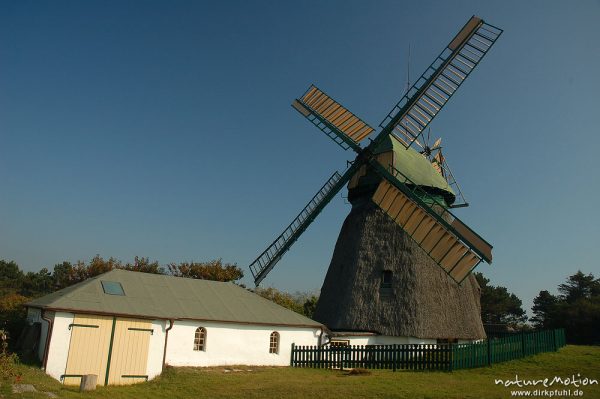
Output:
[0, 329, 20, 380]
[0, 293, 29, 351]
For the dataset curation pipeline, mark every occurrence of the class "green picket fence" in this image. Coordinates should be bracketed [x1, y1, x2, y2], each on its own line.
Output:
[291, 343, 453, 371]
[290, 328, 566, 372]
[452, 328, 566, 369]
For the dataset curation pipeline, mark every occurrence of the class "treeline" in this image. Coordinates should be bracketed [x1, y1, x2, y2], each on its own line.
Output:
[475, 270, 599, 345]
[0, 255, 244, 297]
[0, 256, 244, 345]
[1, 257, 598, 346]
[530, 271, 600, 345]
[0, 256, 318, 347]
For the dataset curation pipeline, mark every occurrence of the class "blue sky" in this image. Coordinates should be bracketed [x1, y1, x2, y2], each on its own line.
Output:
[1, 0, 599, 313]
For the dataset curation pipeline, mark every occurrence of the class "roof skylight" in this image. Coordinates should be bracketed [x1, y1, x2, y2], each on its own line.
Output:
[101, 281, 125, 296]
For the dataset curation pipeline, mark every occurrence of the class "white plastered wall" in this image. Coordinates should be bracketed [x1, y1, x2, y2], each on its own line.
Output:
[328, 334, 437, 346]
[165, 320, 321, 367]
[146, 319, 168, 380]
[44, 312, 74, 381]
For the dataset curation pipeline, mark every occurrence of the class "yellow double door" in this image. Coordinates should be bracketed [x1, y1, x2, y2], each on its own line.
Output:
[63, 314, 153, 386]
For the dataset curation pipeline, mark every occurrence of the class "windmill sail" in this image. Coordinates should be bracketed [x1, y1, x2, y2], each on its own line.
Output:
[250, 15, 502, 286]
[249, 166, 358, 286]
[378, 16, 502, 150]
[293, 85, 374, 151]
[370, 161, 492, 283]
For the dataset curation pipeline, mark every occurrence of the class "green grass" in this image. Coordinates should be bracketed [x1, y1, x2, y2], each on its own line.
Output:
[1, 346, 599, 399]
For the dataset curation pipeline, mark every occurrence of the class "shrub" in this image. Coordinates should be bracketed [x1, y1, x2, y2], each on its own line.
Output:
[0, 329, 20, 380]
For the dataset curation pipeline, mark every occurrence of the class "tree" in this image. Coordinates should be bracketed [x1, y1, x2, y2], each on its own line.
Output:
[253, 287, 320, 319]
[532, 271, 600, 345]
[531, 290, 558, 329]
[474, 273, 527, 327]
[20, 268, 53, 297]
[254, 287, 304, 315]
[302, 296, 318, 319]
[167, 259, 243, 282]
[122, 257, 164, 275]
[52, 261, 74, 290]
[553, 297, 600, 345]
[0, 260, 24, 292]
[53, 255, 165, 288]
[558, 271, 600, 303]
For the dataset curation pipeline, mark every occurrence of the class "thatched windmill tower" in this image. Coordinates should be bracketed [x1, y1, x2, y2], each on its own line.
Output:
[248, 16, 502, 342]
[314, 135, 486, 340]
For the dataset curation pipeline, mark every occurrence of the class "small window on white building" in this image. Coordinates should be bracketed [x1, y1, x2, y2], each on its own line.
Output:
[194, 327, 206, 351]
[269, 331, 279, 354]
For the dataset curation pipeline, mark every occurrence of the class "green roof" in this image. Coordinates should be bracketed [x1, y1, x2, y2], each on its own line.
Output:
[27, 269, 322, 328]
[374, 135, 455, 204]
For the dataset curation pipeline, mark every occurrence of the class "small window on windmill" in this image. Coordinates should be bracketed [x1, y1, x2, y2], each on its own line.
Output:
[382, 270, 393, 289]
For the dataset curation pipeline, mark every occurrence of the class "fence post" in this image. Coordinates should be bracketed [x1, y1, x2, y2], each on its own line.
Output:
[487, 338, 492, 366]
[290, 343, 295, 367]
[552, 329, 557, 351]
[392, 344, 397, 372]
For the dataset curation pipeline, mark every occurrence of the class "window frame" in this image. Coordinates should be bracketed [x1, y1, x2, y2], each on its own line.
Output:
[101, 281, 125, 296]
[269, 331, 280, 354]
[382, 270, 393, 289]
[193, 327, 207, 352]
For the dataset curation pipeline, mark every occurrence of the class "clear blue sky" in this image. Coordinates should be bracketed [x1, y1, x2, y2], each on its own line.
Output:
[1, 0, 599, 313]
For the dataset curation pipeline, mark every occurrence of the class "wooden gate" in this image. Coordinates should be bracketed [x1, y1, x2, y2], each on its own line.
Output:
[63, 315, 113, 385]
[106, 318, 152, 385]
[63, 314, 153, 386]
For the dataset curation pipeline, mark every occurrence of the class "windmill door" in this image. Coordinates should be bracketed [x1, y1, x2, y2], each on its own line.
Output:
[63, 314, 153, 386]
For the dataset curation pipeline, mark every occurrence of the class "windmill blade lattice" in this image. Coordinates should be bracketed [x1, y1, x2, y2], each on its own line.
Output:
[379, 16, 502, 150]
[292, 85, 374, 152]
[249, 166, 359, 285]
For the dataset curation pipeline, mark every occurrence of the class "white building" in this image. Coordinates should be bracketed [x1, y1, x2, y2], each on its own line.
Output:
[25, 269, 324, 386]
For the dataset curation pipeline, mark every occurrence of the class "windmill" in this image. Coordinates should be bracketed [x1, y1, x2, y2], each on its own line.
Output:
[248, 16, 502, 339]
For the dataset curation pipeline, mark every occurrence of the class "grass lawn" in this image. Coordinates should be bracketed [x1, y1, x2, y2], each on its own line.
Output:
[1, 345, 598, 399]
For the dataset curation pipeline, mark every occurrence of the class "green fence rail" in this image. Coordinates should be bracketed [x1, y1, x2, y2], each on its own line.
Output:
[290, 328, 566, 372]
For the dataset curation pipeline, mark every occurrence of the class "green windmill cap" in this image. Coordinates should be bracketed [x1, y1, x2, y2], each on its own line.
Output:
[373, 135, 455, 205]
